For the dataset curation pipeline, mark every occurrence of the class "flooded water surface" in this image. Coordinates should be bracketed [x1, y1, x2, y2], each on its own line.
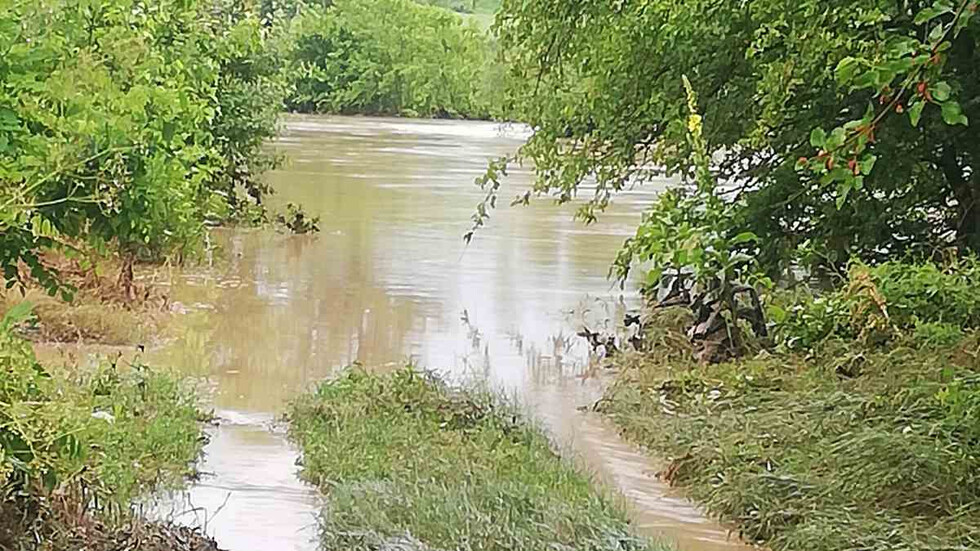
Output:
[157, 116, 749, 551]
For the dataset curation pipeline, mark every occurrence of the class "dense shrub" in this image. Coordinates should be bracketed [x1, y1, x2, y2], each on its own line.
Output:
[0, 0, 285, 294]
[771, 257, 980, 349]
[283, 0, 505, 119]
[0, 304, 206, 543]
[209, 0, 289, 224]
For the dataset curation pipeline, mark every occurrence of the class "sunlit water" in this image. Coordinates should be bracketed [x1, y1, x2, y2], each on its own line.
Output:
[86, 116, 751, 550]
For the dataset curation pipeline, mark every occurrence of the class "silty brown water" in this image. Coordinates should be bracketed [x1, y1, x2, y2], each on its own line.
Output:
[157, 115, 752, 551]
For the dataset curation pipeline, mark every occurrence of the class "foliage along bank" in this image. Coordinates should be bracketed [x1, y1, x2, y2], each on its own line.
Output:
[280, 0, 508, 119]
[0, 0, 285, 299]
[477, 0, 980, 280]
[600, 258, 980, 551]
[0, 304, 208, 548]
[465, 2, 980, 549]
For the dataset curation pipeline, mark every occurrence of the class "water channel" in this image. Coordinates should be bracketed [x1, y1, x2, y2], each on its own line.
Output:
[120, 116, 749, 551]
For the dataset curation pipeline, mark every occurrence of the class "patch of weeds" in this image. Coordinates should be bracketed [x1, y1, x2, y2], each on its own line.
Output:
[287, 368, 669, 551]
[1, 303, 208, 548]
[600, 334, 980, 551]
[275, 203, 320, 235]
[36, 515, 220, 551]
[770, 258, 980, 350]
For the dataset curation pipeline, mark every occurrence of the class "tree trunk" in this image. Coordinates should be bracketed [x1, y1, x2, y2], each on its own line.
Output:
[942, 144, 980, 252]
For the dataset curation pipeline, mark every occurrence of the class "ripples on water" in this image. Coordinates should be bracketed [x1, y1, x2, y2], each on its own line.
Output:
[137, 115, 749, 551]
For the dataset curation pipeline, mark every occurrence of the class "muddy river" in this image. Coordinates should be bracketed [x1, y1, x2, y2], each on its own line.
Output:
[133, 116, 750, 551]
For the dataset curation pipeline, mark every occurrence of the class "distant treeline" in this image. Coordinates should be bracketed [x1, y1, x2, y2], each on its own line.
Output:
[279, 0, 510, 120]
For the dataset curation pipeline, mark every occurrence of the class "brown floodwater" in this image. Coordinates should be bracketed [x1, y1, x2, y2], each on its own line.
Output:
[129, 115, 750, 551]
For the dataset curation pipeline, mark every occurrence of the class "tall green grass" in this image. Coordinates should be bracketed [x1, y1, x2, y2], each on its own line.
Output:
[1, 303, 207, 547]
[287, 368, 670, 551]
[601, 259, 980, 551]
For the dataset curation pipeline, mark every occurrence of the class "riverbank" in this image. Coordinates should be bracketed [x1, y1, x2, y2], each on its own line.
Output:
[599, 308, 980, 550]
[286, 368, 670, 551]
[0, 302, 211, 550]
[0, 253, 176, 346]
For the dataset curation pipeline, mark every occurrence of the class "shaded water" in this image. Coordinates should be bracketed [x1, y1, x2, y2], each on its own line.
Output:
[155, 116, 749, 550]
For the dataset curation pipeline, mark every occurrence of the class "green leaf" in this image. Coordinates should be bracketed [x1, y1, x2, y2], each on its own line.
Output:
[914, 4, 952, 25]
[827, 127, 847, 150]
[941, 101, 969, 126]
[732, 232, 759, 244]
[809, 127, 827, 148]
[835, 182, 851, 210]
[859, 155, 878, 176]
[1, 301, 34, 331]
[852, 70, 879, 90]
[645, 268, 664, 287]
[835, 57, 861, 84]
[932, 81, 952, 102]
[909, 101, 925, 127]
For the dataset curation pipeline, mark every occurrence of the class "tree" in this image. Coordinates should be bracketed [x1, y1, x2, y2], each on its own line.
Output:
[485, 0, 980, 278]
[282, 0, 503, 119]
[0, 0, 285, 295]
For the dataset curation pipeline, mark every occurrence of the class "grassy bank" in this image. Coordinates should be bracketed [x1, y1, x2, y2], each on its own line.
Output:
[0, 304, 209, 549]
[287, 368, 668, 551]
[599, 308, 980, 550]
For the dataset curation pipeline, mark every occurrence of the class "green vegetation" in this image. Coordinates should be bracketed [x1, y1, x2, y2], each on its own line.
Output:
[598, 259, 980, 551]
[475, 4, 980, 545]
[0, 304, 207, 547]
[771, 258, 980, 350]
[0, 0, 285, 298]
[287, 368, 666, 551]
[417, 0, 500, 15]
[481, 0, 979, 276]
[282, 0, 506, 119]
[7, 0, 980, 549]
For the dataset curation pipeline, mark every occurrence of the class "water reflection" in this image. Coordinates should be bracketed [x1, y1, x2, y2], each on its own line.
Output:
[158, 115, 747, 551]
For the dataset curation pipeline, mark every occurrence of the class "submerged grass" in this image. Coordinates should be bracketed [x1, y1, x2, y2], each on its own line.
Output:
[0, 253, 173, 345]
[1, 289, 164, 345]
[287, 368, 669, 551]
[600, 310, 980, 551]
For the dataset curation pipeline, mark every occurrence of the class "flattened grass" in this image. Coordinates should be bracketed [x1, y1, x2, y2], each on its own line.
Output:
[601, 320, 980, 551]
[287, 368, 669, 551]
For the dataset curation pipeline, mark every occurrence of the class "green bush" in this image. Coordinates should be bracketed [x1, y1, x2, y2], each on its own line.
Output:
[209, 0, 289, 224]
[0, 0, 285, 294]
[771, 258, 980, 349]
[283, 0, 505, 118]
[0, 304, 206, 538]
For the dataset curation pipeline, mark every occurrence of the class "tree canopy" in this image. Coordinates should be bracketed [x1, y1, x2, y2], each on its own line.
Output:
[282, 0, 507, 119]
[0, 0, 284, 295]
[488, 0, 979, 279]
